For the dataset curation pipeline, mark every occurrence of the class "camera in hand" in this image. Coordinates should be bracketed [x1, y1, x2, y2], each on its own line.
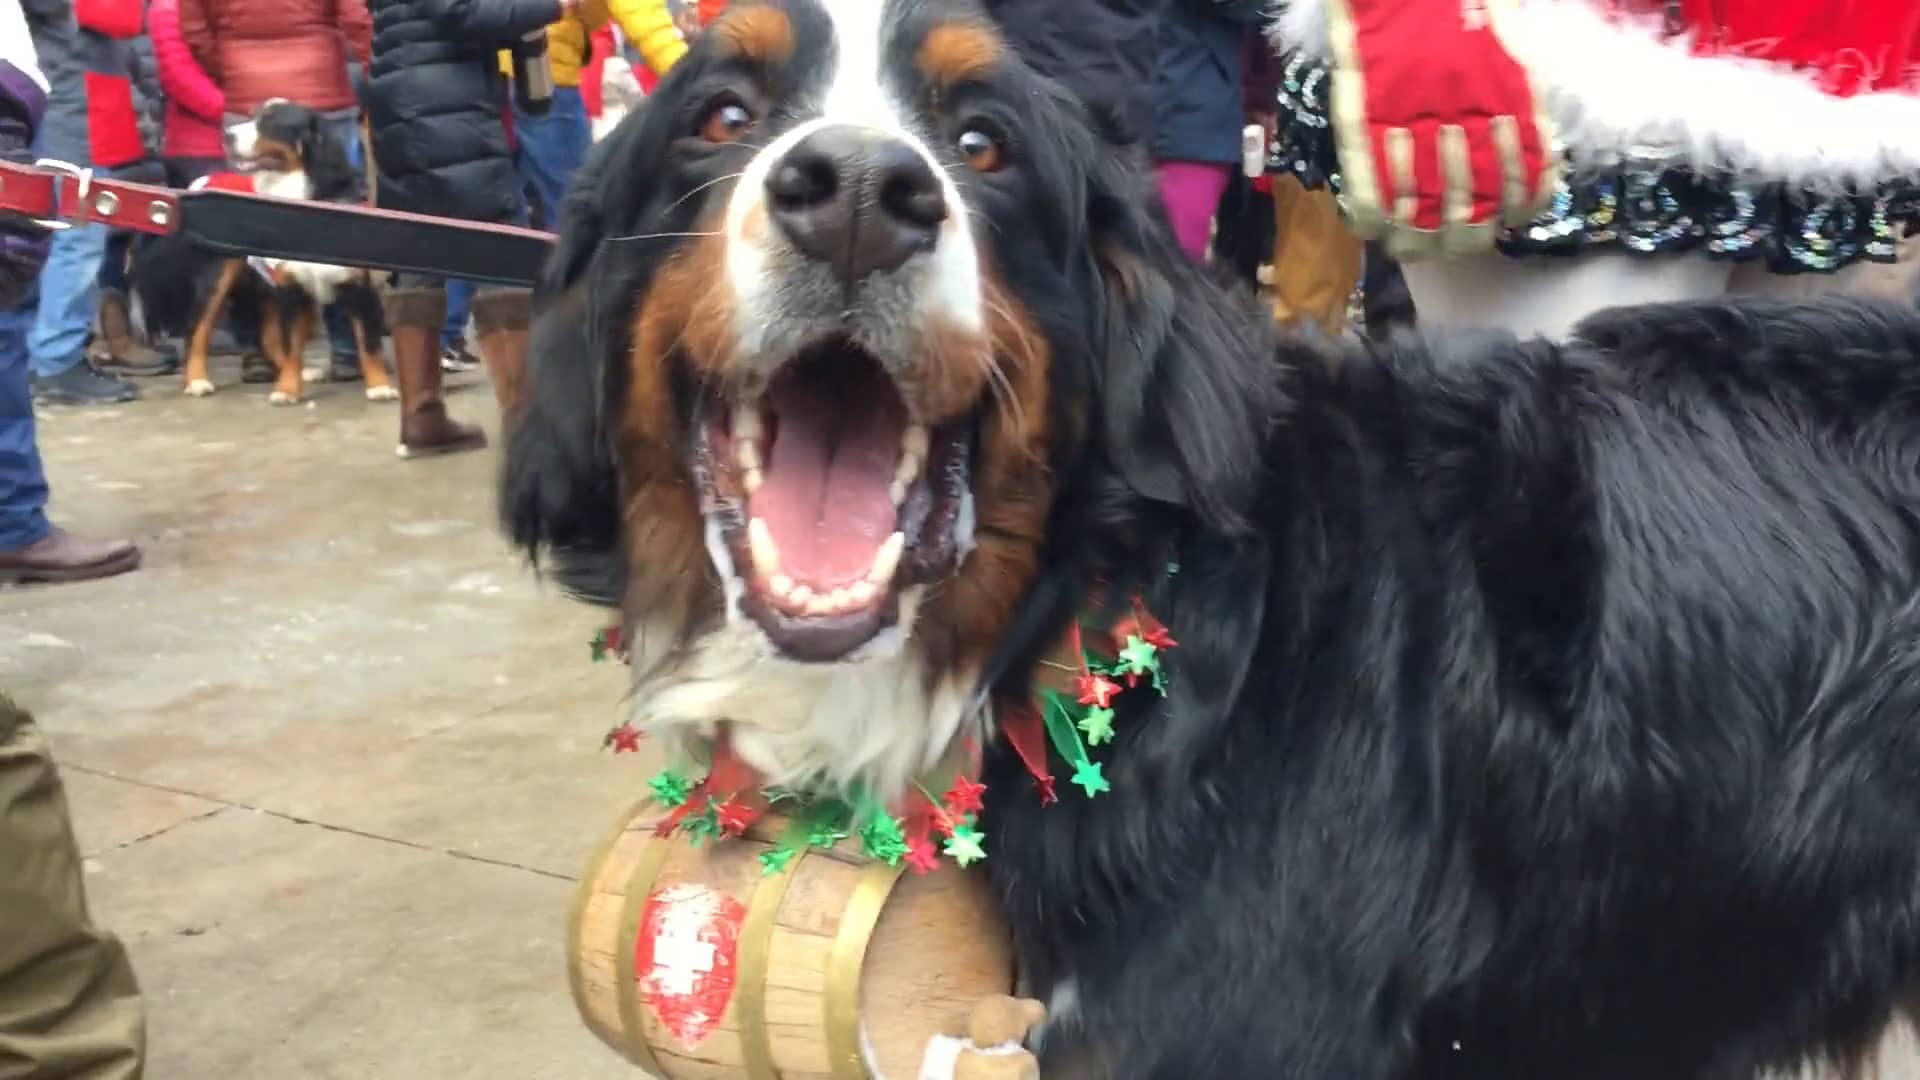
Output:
[511, 28, 555, 117]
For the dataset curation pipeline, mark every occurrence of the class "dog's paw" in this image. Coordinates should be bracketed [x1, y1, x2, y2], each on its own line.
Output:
[365, 384, 399, 402]
[303, 364, 326, 383]
[183, 378, 216, 397]
[268, 390, 301, 406]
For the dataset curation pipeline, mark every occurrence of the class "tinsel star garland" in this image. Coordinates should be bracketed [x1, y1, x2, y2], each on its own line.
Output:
[591, 571, 1178, 875]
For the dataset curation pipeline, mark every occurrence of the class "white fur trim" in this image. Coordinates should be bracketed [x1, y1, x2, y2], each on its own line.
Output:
[1266, 0, 1329, 60]
[1494, 1, 1920, 188]
[1265, 0, 1920, 189]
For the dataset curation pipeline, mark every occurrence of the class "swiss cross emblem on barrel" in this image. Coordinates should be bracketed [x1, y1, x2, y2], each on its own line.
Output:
[632, 883, 744, 1047]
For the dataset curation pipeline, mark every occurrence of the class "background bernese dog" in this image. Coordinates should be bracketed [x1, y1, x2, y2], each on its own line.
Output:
[135, 99, 392, 405]
[503, 2, 1920, 1076]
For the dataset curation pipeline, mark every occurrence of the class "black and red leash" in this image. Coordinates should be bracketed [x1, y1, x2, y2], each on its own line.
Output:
[0, 158, 554, 287]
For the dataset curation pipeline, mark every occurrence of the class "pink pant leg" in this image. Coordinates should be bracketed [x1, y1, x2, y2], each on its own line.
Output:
[1154, 160, 1232, 261]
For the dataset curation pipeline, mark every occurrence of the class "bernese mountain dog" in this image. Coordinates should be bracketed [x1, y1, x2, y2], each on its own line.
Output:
[135, 99, 393, 405]
[503, 2, 1920, 1077]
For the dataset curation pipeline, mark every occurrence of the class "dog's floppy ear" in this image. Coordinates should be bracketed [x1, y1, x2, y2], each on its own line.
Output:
[1078, 109, 1274, 536]
[499, 111, 660, 607]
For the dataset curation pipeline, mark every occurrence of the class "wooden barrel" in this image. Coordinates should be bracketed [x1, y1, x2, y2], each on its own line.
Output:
[568, 801, 1015, 1079]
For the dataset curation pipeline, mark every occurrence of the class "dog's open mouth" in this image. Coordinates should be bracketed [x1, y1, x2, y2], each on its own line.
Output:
[697, 338, 973, 662]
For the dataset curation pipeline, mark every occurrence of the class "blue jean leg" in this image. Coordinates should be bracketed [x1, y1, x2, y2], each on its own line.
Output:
[321, 111, 364, 358]
[27, 221, 108, 379]
[514, 87, 591, 226]
[326, 112, 363, 174]
[441, 279, 474, 349]
[0, 298, 51, 551]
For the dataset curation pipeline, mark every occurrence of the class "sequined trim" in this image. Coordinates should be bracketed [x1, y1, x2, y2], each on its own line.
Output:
[1271, 54, 1920, 274]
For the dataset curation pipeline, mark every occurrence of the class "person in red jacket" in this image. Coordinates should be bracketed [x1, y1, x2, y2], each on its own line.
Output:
[1270, 0, 1920, 337]
[149, 0, 225, 184]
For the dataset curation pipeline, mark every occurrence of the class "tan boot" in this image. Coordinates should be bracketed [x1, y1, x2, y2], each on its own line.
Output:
[386, 288, 487, 460]
[470, 288, 531, 425]
[90, 289, 178, 376]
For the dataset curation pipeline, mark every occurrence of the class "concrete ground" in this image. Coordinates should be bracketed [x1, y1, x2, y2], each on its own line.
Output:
[0, 357, 657, 1079]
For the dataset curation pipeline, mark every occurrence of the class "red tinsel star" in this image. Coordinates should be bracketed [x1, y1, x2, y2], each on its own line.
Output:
[904, 834, 941, 875]
[1110, 610, 1177, 650]
[607, 725, 644, 754]
[1074, 673, 1122, 709]
[943, 774, 988, 816]
[1035, 776, 1059, 806]
[715, 796, 759, 838]
[604, 623, 626, 654]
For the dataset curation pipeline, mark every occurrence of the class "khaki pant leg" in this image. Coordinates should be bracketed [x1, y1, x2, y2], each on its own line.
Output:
[0, 700, 145, 1080]
[1269, 174, 1366, 337]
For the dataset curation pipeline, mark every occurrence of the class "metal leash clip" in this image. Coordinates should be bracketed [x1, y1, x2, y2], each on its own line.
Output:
[29, 158, 92, 231]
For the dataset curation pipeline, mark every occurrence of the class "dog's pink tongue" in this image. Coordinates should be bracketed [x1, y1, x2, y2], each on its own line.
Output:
[750, 373, 903, 588]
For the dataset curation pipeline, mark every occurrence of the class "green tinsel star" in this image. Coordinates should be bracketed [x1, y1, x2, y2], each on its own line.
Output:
[943, 823, 987, 867]
[807, 821, 850, 850]
[759, 846, 797, 875]
[682, 807, 720, 846]
[1077, 705, 1116, 746]
[589, 630, 609, 663]
[1070, 759, 1110, 798]
[860, 815, 909, 866]
[648, 769, 691, 807]
[1117, 634, 1159, 677]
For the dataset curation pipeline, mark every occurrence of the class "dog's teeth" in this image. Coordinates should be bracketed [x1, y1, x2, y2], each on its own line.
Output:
[768, 573, 794, 598]
[902, 424, 929, 459]
[868, 532, 905, 585]
[846, 581, 879, 607]
[737, 439, 762, 471]
[732, 407, 762, 442]
[890, 454, 921, 505]
[747, 518, 780, 575]
[806, 594, 837, 617]
[788, 584, 815, 607]
[743, 467, 764, 496]
[827, 588, 852, 611]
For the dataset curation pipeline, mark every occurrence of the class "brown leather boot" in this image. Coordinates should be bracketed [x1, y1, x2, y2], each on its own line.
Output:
[470, 288, 531, 425]
[90, 289, 179, 376]
[0, 526, 142, 585]
[386, 287, 486, 460]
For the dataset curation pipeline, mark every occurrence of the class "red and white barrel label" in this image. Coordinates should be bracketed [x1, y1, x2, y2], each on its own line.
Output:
[632, 883, 744, 1048]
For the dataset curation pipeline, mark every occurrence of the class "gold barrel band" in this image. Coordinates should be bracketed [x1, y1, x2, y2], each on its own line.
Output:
[737, 846, 803, 1080]
[615, 819, 677, 1079]
[567, 799, 655, 1023]
[824, 860, 905, 1080]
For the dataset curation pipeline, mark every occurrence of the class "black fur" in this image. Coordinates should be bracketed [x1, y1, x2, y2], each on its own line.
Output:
[503, 3, 1920, 1076]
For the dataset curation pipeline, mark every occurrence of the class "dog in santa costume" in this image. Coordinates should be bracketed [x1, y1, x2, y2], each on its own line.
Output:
[1270, 0, 1920, 336]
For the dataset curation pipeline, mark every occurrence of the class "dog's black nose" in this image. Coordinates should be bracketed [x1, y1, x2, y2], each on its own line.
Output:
[765, 125, 947, 283]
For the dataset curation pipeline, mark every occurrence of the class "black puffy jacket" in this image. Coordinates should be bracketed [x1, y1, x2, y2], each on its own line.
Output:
[363, 0, 559, 222]
[983, 0, 1167, 145]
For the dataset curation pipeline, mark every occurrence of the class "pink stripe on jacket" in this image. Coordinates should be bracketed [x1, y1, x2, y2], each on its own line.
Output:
[149, 0, 225, 160]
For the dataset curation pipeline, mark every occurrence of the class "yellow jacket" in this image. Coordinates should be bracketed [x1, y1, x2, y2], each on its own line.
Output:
[498, 0, 610, 89]
[499, 0, 685, 89]
[606, 0, 687, 77]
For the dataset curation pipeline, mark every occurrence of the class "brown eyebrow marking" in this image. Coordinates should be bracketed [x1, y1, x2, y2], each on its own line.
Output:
[918, 22, 1002, 87]
[712, 6, 795, 66]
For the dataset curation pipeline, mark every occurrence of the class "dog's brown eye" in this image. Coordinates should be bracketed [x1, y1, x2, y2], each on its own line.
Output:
[956, 127, 1003, 172]
[700, 102, 756, 144]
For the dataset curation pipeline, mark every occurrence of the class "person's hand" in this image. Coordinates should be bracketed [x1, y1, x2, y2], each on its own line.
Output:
[1322, 0, 1561, 258]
